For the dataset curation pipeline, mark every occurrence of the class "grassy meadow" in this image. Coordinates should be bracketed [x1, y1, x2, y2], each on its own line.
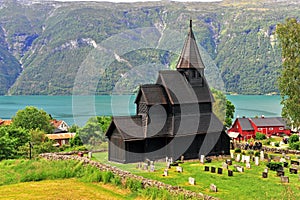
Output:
[93, 151, 300, 200]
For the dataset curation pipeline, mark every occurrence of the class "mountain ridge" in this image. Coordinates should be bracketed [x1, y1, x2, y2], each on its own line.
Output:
[0, 0, 299, 95]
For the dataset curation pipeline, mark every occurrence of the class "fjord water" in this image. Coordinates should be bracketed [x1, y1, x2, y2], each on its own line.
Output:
[0, 95, 281, 126]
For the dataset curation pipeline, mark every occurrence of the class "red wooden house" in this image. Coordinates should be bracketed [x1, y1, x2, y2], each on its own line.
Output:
[228, 116, 291, 140]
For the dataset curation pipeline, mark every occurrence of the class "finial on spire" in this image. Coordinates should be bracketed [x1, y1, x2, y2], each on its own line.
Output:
[190, 19, 192, 28]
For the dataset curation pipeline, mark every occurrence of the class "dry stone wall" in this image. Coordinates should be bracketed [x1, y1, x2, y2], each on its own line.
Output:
[40, 153, 217, 200]
[235, 143, 300, 155]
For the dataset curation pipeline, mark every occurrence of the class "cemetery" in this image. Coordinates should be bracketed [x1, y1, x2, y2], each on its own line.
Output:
[92, 149, 300, 200]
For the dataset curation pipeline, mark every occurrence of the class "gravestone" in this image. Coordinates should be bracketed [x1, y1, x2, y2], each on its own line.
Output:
[260, 151, 264, 161]
[236, 166, 244, 173]
[289, 168, 298, 174]
[241, 155, 245, 163]
[255, 157, 259, 166]
[163, 169, 168, 176]
[277, 170, 284, 177]
[217, 168, 223, 174]
[181, 156, 184, 162]
[228, 170, 233, 177]
[200, 155, 205, 164]
[284, 162, 288, 168]
[188, 177, 195, 185]
[226, 159, 232, 165]
[166, 161, 171, 169]
[245, 156, 250, 164]
[246, 163, 251, 169]
[291, 160, 300, 166]
[136, 162, 142, 169]
[170, 157, 173, 164]
[286, 156, 291, 160]
[165, 156, 168, 163]
[176, 166, 183, 173]
[280, 158, 286, 163]
[264, 168, 268, 173]
[262, 172, 268, 178]
[211, 167, 216, 173]
[281, 176, 289, 183]
[150, 164, 155, 172]
[222, 162, 228, 169]
[210, 184, 217, 192]
[236, 154, 241, 162]
[88, 152, 92, 159]
[143, 163, 148, 171]
[204, 166, 209, 171]
[205, 157, 212, 163]
[231, 152, 234, 159]
[282, 153, 286, 158]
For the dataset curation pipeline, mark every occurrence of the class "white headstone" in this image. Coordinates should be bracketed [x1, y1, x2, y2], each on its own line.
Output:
[176, 166, 183, 173]
[236, 154, 241, 162]
[255, 157, 259, 166]
[237, 166, 244, 173]
[241, 155, 245, 163]
[150, 164, 155, 172]
[231, 152, 234, 159]
[163, 169, 168, 176]
[222, 162, 228, 169]
[200, 155, 205, 164]
[245, 156, 250, 164]
[280, 158, 286, 163]
[246, 163, 251, 169]
[88, 152, 92, 159]
[166, 157, 168, 163]
[260, 151, 264, 161]
[264, 168, 268, 173]
[188, 177, 195, 185]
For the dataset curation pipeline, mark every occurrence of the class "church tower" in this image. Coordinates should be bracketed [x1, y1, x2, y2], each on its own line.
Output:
[176, 20, 205, 86]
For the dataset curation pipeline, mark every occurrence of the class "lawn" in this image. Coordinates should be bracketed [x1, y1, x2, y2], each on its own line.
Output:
[93, 151, 300, 200]
[0, 179, 134, 200]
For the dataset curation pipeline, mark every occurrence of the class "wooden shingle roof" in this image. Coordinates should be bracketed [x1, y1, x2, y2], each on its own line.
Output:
[176, 20, 205, 69]
[156, 70, 213, 104]
[237, 118, 254, 131]
[250, 117, 288, 128]
[135, 84, 168, 105]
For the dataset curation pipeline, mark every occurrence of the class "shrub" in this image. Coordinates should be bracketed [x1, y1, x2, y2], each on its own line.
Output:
[102, 171, 114, 184]
[234, 148, 241, 153]
[266, 162, 283, 171]
[254, 151, 260, 157]
[125, 178, 143, 192]
[255, 132, 266, 140]
[289, 134, 299, 144]
[275, 142, 280, 147]
[289, 141, 300, 150]
[111, 176, 122, 187]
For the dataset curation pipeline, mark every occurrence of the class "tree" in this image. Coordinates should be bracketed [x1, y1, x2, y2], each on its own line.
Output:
[276, 18, 300, 129]
[12, 106, 54, 134]
[225, 100, 235, 128]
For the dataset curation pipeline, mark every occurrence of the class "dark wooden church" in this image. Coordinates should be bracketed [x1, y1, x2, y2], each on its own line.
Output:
[106, 20, 230, 163]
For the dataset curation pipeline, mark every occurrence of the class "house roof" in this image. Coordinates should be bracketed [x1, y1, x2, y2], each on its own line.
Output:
[0, 119, 12, 126]
[176, 20, 205, 69]
[135, 84, 168, 105]
[250, 117, 288, 127]
[237, 118, 254, 131]
[46, 133, 76, 140]
[157, 70, 213, 104]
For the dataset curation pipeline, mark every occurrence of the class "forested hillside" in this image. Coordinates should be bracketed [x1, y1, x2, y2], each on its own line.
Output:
[0, 0, 299, 95]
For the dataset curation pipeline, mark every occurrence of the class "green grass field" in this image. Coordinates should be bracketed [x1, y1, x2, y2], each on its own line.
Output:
[93, 152, 300, 200]
[0, 179, 134, 200]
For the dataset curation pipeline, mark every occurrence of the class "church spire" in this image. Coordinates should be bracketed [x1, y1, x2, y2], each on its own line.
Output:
[176, 20, 205, 69]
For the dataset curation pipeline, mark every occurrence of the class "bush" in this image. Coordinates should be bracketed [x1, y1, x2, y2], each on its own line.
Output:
[255, 132, 266, 140]
[289, 134, 299, 144]
[275, 142, 280, 147]
[254, 151, 260, 157]
[266, 162, 283, 171]
[289, 141, 300, 150]
[125, 178, 143, 192]
[102, 171, 114, 184]
[234, 148, 241, 153]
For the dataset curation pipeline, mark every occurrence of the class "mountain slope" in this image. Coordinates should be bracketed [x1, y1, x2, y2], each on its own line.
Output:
[0, 0, 299, 95]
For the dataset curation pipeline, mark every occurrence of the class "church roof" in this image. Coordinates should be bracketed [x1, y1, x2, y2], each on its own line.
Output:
[134, 84, 168, 105]
[176, 20, 206, 69]
[156, 70, 213, 104]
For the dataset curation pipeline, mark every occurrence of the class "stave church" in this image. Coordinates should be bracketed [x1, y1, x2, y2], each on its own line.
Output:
[106, 20, 230, 163]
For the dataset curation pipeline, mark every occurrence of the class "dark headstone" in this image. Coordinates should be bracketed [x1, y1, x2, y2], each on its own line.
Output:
[206, 157, 212, 163]
[277, 170, 285, 177]
[291, 160, 300, 166]
[289, 168, 298, 174]
[228, 170, 233, 177]
[226, 159, 232, 165]
[284, 162, 288, 168]
[262, 172, 268, 178]
[204, 166, 209, 171]
[217, 168, 223, 175]
[211, 167, 216, 173]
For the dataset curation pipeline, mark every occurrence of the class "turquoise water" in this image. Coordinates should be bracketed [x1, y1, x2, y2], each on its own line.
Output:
[0, 95, 281, 126]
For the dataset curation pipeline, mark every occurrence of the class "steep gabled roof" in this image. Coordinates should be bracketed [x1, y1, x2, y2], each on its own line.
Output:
[106, 116, 144, 141]
[237, 118, 254, 131]
[250, 117, 288, 127]
[176, 20, 205, 69]
[156, 70, 213, 104]
[134, 84, 168, 105]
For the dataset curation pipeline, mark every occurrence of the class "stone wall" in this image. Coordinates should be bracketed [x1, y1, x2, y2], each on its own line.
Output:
[40, 153, 217, 200]
[235, 143, 300, 155]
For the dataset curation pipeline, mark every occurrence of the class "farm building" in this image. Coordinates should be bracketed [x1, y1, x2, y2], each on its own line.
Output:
[227, 116, 291, 140]
[106, 20, 230, 164]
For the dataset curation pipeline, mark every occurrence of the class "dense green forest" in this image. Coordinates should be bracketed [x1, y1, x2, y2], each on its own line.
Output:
[0, 0, 299, 95]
